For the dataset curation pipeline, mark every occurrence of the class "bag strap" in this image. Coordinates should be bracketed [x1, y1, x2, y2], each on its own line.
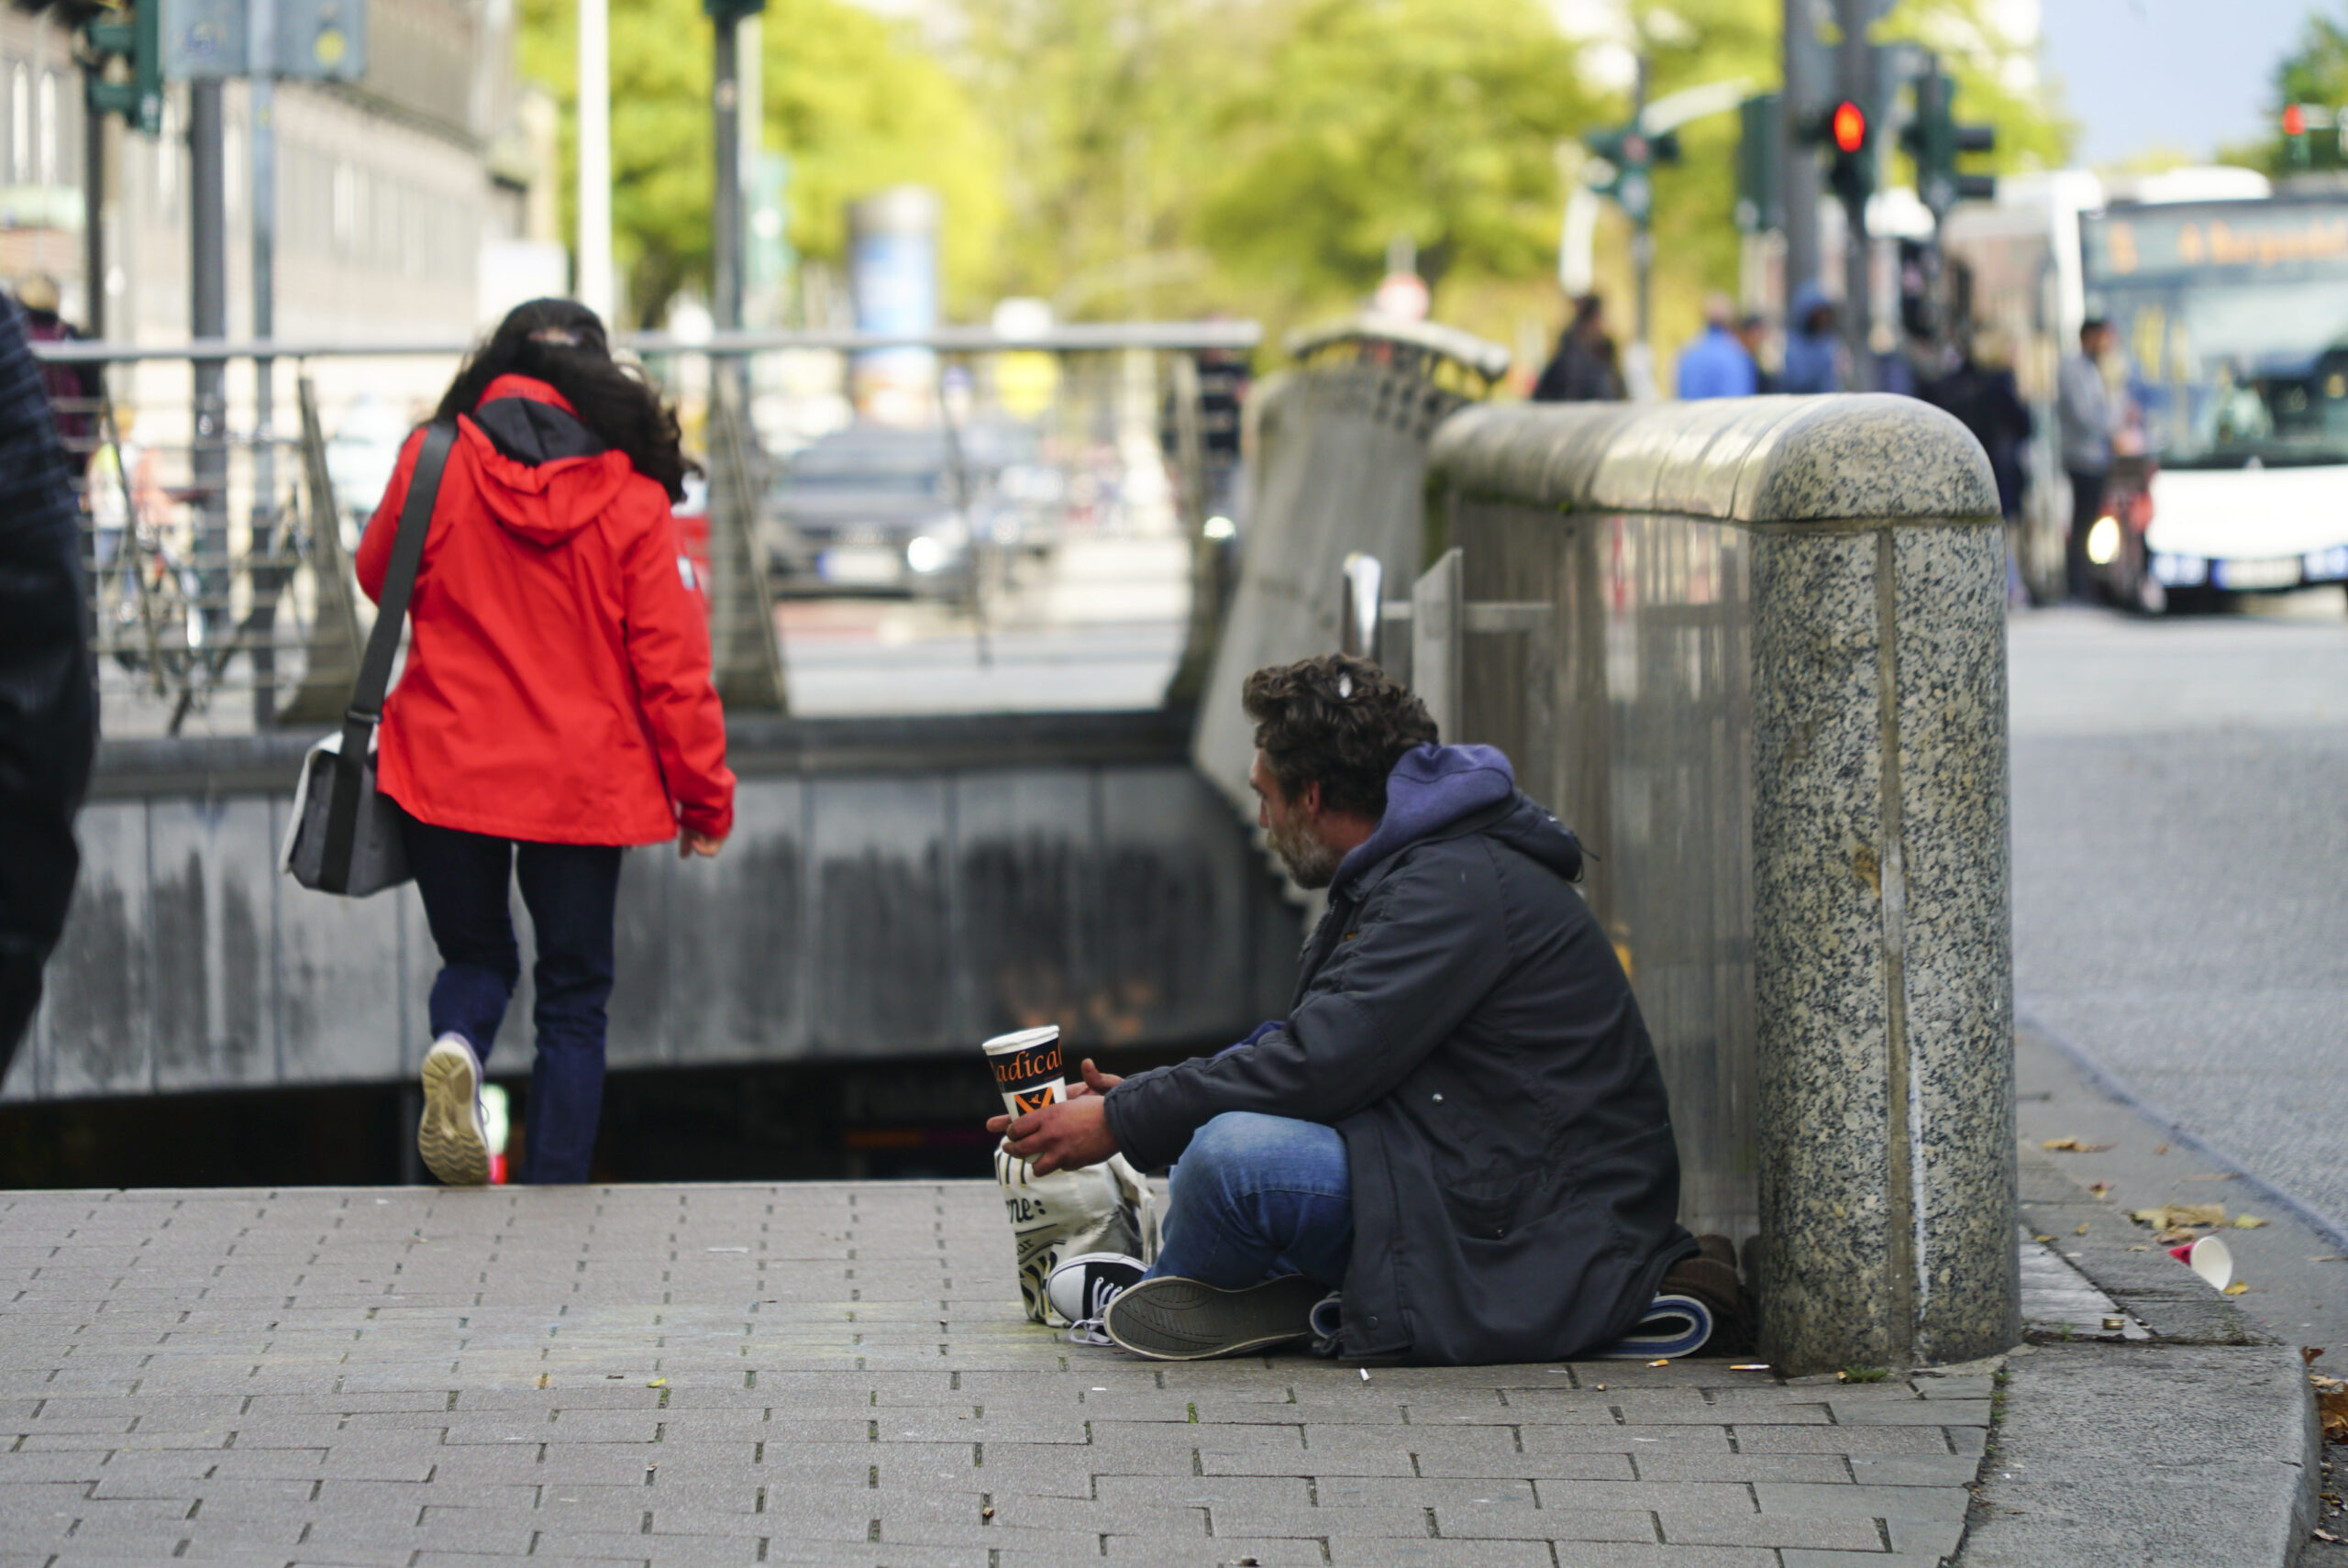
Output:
[320, 420, 457, 893]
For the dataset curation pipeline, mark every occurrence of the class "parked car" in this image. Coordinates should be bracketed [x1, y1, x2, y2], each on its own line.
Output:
[765, 422, 1052, 598]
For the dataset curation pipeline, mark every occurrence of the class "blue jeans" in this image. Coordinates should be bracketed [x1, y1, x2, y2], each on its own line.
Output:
[1146, 1111, 1354, 1289]
[398, 809, 623, 1185]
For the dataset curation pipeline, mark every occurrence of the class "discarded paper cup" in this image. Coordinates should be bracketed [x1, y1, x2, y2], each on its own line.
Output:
[982, 1026, 1066, 1119]
[2167, 1235, 2233, 1291]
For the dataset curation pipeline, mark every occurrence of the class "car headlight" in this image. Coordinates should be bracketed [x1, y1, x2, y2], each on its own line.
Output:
[906, 535, 948, 573]
[2085, 515, 2122, 567]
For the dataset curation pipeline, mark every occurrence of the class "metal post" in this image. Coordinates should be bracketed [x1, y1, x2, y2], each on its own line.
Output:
[576, 0, 614, 322]
[83, 94, 106, 340]
[712, 16, 742, 337]
[1631, 57, 1652, 356]
[1780, 0, 1822, 315]
[189, 80, 229, 671]
[1834, 0, 1876, 392]
[249, 6, 281, 724]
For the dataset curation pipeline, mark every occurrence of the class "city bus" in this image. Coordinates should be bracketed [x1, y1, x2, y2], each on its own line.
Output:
[1944, 170, 2348, 612]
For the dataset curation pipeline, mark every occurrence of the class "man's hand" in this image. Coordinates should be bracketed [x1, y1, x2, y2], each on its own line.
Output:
[1063, 1058, 1123, 1099]
[986, 1060, 1123, 1176]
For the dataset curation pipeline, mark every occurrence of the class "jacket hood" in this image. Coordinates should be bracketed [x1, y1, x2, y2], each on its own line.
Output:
[1333, 743, 1582, 892]
[456, 373, 632, 544]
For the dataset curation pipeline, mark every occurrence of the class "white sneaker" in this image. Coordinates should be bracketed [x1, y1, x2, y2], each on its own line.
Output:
[1047, 1252, 1146, 1346]
[417, 1034, 490, 1187]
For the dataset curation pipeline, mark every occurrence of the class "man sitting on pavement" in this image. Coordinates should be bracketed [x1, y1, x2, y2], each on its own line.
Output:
[990, 655, 1705, 1364]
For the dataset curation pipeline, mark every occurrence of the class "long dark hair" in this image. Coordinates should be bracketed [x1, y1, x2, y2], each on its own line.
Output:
[435, 298, 695, 501]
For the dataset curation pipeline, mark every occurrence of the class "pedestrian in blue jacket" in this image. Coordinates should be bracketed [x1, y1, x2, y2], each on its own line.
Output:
[1676, 293, 1758, 400]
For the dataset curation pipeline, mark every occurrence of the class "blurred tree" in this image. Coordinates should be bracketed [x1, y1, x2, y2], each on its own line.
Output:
[516, 0, 1002, 326]
[1197, 0, 1594, 312]
[2243, 10, 2348, 171]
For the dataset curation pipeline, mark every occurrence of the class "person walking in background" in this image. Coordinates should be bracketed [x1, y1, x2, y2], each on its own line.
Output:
[1675, 293, 1758, 400]
[1928, 330, 2034, 601]
[1532, 293, 1625, 403]
[8, 275, 101, 469]
[358, 298, 736, 1187]
[0, 294, 97, 1074]
[1736, 314, 1778, 393]
[1778, 282, 1845, 394]
[2057, 316, 2119, 603]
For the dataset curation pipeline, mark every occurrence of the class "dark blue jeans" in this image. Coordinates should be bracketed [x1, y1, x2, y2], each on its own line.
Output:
[398, 809, 623, 1184]
[1146, 1111, 1354, 1289]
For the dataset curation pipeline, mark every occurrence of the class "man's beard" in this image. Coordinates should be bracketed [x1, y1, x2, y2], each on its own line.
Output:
[1267, 817, 1341, 890]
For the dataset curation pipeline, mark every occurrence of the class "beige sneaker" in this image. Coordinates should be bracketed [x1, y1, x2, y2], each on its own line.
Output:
[416, 1034, 490, 1187]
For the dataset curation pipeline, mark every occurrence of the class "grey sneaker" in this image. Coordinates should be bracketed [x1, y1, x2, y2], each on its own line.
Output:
[417, 1033, 490, 1187]
[1102, 1274, 1326, 1360]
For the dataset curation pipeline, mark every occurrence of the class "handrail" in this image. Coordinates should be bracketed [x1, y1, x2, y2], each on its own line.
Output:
[28, 319, 1266, 366]
[1284, 313, 1512, 386]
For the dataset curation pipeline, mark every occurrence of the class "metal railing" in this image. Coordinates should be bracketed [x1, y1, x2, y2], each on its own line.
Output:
[35, 322, 1261, 734]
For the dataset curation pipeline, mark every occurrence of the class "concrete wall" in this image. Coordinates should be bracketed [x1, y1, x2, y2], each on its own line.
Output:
[1428, 395, 2017, 1373]
[1191, 357, 1476, 818]
[8, 713, 1301, 1103]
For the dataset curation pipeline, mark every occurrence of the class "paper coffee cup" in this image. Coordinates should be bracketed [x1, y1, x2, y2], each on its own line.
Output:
[2167, 1235, 2232, 1291]
[982, 1025, 1066, 1119]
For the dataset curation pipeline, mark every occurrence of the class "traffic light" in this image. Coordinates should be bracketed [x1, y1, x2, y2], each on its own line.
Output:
[1585, 119, 1681, 226]
[1822, 97, 1874, 214]
[1902, 63, 1996, 220]
[1735, 92, 1782, 234]
[703, 0, 765, 18]
[83, 0, 162, 136]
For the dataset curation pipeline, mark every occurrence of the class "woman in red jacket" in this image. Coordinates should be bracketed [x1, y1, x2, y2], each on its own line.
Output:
[358, 298, 736, 1187]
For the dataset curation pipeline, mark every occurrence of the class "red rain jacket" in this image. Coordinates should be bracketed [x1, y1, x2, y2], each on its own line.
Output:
[356, 374, 735, 846]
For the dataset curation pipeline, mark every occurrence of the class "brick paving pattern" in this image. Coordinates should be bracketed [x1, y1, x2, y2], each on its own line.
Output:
[0, 1183, 1990, 1566]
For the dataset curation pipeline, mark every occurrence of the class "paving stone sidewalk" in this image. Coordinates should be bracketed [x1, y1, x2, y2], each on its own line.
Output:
[0, 1182, 1991, 1568]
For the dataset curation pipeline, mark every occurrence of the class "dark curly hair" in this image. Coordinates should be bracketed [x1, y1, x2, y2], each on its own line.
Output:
[1242, 655, 1438, 819]
[434, 298, 696, 501]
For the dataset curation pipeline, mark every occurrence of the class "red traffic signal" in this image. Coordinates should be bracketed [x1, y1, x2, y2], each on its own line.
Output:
[2284, 103, 2308, 137]
[1832, 100, 1867, 154]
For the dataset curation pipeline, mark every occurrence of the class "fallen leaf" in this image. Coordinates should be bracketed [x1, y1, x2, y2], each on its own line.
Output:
[1647, 1358, 1671, 1367]
[2318, 1379, 2348, 1444]
[2224, 1281, 2250, 1296]
[2128, 1244, 2150, 1252]
[2317, 1529, 2342, 1544]
[648, 1377, 668, 1387]
[2075, 1223, 2090, 1236]
[2088, 1182, 2113, 1199]
[2042, 1138, 2112, 1153]
[2308, 1348, 2328, 1365]
[2232, 1215, 2269, 1229]
[2032, 1232, 2057, 1244]
[2132, 1203, 2226, 1231]
[536, 1374, 548, 1389]
[2154, 1143, 2170, 1155]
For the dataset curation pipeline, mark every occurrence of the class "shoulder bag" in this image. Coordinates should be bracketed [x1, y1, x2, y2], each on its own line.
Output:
[281, 420, 457, 897]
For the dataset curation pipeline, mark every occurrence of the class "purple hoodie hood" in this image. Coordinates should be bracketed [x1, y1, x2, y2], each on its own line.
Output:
[1332, 743, 1518, 892]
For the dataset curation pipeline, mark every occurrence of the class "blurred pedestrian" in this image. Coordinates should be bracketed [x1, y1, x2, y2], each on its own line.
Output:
[359, 298, 737, 1187]
[1779, 282, 1845, 394]
[1675, 293, 1758, 400]
[1532, 293, 1624, 403]
[7, 274, 101, 469]
[2057, 317, 2119, 602]
[1929, 332, 2034, 602]
[1737, 314, 1777, 393]
[0, 294, 97, 1075]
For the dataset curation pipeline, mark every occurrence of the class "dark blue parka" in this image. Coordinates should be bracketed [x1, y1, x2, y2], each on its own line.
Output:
[1102, 744, 1694, 1364]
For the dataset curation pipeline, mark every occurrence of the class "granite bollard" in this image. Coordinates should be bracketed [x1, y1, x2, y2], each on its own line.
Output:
[1424, 394, 2018, 1375]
